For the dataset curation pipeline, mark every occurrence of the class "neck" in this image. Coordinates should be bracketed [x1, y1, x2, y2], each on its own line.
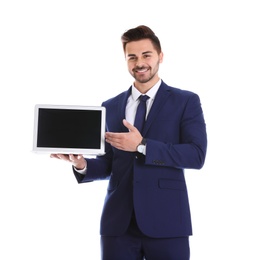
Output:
[134, 77, 160, 94]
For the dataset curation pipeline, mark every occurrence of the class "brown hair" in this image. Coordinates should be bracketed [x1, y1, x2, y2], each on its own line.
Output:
[121, 25, 162, 54]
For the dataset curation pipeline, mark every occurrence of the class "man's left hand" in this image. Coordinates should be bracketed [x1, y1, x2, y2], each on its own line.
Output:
[105, 119, 142, 152]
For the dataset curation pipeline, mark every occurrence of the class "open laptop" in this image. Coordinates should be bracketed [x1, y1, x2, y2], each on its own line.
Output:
[33, 104, 106, 155]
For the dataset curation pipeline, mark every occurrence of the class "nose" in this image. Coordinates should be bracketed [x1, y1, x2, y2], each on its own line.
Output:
[135, 57, 145, 68]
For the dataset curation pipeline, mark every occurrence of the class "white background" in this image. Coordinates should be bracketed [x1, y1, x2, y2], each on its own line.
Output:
[1, 0, 252, 259]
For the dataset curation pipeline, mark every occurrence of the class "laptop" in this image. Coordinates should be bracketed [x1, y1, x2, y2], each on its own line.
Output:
[33, 104, 106, 155]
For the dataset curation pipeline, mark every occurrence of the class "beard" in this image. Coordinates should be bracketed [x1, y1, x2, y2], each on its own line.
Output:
[131, 61, 160, 84]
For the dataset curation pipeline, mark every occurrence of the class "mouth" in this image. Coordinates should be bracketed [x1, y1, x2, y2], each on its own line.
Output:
[134, 67, 149, 73]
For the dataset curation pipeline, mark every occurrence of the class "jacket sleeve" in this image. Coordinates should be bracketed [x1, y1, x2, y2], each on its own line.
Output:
[73, 141, 113, 183]
[145, 93, 207, 170]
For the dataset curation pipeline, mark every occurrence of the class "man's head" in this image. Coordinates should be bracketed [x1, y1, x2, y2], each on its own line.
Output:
[121, 25, 163, 90]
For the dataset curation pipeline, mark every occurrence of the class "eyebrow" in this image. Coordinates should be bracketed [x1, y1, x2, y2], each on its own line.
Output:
[127, 51, 153, 57]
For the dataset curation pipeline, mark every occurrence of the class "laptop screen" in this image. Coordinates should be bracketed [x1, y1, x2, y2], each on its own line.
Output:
[33, 104, 106, 155]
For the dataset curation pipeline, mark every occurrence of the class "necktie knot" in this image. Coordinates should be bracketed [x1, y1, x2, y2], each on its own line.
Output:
[139, 95, 150, 103]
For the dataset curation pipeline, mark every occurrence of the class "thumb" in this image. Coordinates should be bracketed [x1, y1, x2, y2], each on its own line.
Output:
[123, 119, 136, 132]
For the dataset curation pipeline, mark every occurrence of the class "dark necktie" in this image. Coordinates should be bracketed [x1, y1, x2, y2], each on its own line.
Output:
[134, 95, 150, 134]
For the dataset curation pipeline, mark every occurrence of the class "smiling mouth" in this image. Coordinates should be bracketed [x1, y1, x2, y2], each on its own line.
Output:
[134, 67, 149, 73]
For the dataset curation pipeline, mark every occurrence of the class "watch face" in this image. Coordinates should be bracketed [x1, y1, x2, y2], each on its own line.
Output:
[137, 144, 144, 153]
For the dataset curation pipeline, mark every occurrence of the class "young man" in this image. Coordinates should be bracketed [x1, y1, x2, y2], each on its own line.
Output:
[51, 25, 207, 260]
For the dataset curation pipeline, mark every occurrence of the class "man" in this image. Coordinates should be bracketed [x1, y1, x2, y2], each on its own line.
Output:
[51, 25, 207, 260]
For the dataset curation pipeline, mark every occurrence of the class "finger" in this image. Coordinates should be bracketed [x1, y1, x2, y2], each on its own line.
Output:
[50, 154, 68, 162]
[68, 154, 83, 161]
[77, 154, 83, 160]
[69, 154, 81, 161]
[105, 132, 121, 140]
[123, 119, 136, 132]
[57, 154, 71, 161]
[69, 154, 75, 161]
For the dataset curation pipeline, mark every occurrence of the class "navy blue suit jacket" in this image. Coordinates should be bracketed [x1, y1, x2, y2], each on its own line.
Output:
[74, 80, 207, 238]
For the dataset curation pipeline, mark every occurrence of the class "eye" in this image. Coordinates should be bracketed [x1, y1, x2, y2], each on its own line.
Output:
[143, 54, 151, 58]
[128, 56, 137, 61]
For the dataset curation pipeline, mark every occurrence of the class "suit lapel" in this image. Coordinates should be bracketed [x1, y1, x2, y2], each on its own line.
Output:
[113, 83, 171, 135]
[118, 87, 132, 132]
[143, 82, 171, 136]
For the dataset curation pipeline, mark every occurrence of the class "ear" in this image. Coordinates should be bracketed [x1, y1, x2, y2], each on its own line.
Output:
[159, 52, 164, 63]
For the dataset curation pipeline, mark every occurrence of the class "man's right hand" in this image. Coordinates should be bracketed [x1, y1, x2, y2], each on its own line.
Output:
[50, 154, 87, 170]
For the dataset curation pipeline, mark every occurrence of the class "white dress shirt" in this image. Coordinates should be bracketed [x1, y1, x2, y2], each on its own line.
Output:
[126, 79, 161, 125]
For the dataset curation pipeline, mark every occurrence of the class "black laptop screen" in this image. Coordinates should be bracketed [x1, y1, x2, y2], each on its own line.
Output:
[37, 108, 102, 149]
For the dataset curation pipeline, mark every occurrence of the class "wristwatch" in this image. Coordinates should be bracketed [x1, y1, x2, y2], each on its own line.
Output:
[137, 138, 147, 154]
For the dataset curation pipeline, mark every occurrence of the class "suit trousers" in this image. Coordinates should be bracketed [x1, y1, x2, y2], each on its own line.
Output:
[100, 214, 190, 260]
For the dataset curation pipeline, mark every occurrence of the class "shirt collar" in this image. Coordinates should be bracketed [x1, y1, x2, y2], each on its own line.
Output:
[131, 79, 162, 101]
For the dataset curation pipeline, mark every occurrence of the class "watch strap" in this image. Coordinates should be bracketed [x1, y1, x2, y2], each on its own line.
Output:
[141, 138, 146, 145]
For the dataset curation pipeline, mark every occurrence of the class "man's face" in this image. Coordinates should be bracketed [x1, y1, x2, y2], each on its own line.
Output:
[125, 39, 163, 84]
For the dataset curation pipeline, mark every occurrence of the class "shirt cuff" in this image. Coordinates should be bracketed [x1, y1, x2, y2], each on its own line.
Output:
[74, 166, 87, 175]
